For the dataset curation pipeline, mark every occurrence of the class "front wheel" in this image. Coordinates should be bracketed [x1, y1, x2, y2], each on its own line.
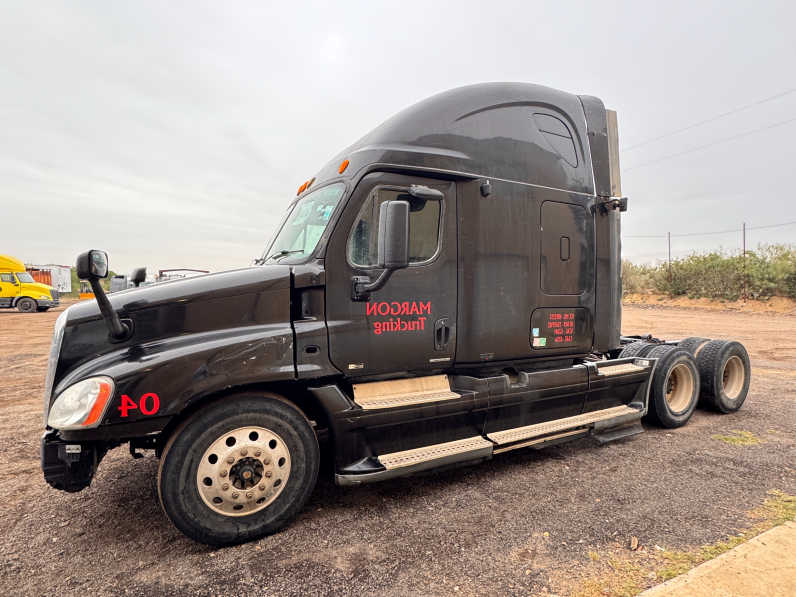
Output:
[37, 306, 50, 312]
[158, 394, 319, 546]
[17, 298, 36, 313]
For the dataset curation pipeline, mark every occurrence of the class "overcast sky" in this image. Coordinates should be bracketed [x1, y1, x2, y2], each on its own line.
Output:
[2, 0, 795, 272]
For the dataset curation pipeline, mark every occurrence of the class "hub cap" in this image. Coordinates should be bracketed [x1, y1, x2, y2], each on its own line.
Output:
[665, 363, 694, 413]
[722, 355, 744, 399]
[197, 426, 291, 517]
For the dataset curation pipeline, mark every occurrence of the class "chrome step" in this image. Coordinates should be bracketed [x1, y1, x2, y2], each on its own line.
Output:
[597, 363, 646, 376]
[487, 405, 640, 446]
[353, 375, 460, 410]
[378, 436, 494, 470]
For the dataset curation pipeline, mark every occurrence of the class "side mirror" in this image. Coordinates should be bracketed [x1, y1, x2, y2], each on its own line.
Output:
[130, 267, 147, 288]
[351, 200, 411, 301]
[377, 200, 409, 269]
[74, 249, 132, 342]
[76, 250, 109, 280]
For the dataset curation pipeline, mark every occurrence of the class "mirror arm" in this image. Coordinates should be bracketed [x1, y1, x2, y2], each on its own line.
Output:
[88, 279, 132, 342]
[351, 268, 396, 301]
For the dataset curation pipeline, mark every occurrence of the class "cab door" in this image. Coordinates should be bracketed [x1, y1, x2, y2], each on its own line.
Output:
[325, 173, 457, 376]
[0, 273, 20, 307]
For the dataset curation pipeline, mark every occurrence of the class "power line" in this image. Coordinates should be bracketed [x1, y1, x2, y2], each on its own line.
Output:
[621, 117, 796, 172]
[623, 220, 796, 239]
[621, 87, 796, 152]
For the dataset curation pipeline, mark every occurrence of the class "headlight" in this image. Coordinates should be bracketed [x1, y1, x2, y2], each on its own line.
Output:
[39, 295, 51, 299]
[48, 377, 114, 430]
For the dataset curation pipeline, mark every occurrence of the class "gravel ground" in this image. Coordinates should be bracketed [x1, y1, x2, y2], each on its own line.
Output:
[0, 303, 794, 597]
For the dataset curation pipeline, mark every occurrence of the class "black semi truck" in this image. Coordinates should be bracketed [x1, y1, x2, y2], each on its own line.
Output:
[41, 83, 751, 546]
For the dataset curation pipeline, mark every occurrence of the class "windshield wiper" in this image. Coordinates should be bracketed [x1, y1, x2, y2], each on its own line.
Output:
[264, 249, 303, 263]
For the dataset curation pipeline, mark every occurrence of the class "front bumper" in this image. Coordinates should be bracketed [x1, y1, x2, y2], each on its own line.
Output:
[41, 430, 107, 492]
[35, 298, 60, 308]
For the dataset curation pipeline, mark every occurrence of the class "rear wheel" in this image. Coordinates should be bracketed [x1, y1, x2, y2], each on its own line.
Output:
[16, 298, 36, 313]
[645, 346, 700, 428]
[697, 340, 751, 413]
[677, 337, 710, 357]
[619, 341, 655, 358]
[158, 394, 319, 546]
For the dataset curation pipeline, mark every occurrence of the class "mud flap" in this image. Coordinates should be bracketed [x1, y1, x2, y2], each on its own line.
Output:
[591, 420, 645, 444]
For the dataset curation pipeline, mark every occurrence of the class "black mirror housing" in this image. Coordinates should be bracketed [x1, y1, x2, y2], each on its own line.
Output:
[76, 250, 109, 280]
[130, 267, 147, 287]
[377, 200, 410, 269]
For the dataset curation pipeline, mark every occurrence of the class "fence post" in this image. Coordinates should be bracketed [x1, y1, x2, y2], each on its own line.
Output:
[743, 223, 746, 303]
[668, 232, 672, 288]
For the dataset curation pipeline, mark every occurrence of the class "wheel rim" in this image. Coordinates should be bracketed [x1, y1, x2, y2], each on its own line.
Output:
[666, 363, 694, 413]
[197, 426, 291, 517]
[19, 301, 33, 312]
[722, 356, 745, 400]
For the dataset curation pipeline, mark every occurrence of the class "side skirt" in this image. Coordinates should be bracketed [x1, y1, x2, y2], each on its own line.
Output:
[334, 405, 645, 486]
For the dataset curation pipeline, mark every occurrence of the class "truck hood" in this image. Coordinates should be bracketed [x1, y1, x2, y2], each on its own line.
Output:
[21, 282, 55, 297]
[65, 266, 291, 324]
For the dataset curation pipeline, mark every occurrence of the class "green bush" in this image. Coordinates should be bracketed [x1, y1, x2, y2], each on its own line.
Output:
[623, 243, 796, 300]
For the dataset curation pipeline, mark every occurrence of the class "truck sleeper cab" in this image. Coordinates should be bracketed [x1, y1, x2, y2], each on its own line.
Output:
[40, 83, 751, 546]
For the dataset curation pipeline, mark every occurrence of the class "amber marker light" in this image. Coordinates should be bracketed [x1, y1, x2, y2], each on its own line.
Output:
[82, 379, 113, 427]
[297, 181, 308, 195]
[338, 159, 349, 174]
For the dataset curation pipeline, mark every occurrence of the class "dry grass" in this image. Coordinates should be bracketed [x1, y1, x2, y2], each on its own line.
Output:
[572, 490, 796, 597]
[711, 430, 763, 446]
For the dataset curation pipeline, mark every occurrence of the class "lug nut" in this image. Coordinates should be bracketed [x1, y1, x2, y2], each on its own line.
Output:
[232, 492, 239, 499]
[221, 483, 230, 491]
[254, 450, 261, 457]
[263, 458, 271, 465]
[246, 491, 253, 498]
[240, 449, 248, 456]
[259, 484, 266, 491]
[227, 457, 235, 464]
[265, 471, 273, 478]
[220, 470, 228, 477]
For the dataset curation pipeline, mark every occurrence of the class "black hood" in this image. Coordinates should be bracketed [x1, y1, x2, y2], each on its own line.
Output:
[66, 266, 291, 325]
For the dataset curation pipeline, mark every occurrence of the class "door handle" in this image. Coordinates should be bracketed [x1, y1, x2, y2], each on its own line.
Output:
[434, 317, 451, 351]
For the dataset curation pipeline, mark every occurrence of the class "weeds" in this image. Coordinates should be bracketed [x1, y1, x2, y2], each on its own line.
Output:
[622, 243, 796, 300]
[711, 430, 762, 446]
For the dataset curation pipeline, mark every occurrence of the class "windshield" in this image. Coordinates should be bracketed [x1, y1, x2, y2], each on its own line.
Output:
[16, 273, 35, 283]
[261, 183, 345, 263]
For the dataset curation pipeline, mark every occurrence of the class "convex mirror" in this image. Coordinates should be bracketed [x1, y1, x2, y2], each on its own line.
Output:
[76, 250, 109, 280]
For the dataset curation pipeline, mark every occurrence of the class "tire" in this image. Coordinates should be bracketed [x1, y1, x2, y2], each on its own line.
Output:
[16, 298, 37, 313]
[645, 346, 700, 428]
[677, 337, 710, 357]
[158, 393, 319, 546]
[619, 341, 655, 358]
[37, 306, 50, 312]
[697, 340, 751, 413]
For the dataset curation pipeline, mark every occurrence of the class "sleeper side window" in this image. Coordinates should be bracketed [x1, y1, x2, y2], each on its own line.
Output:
[348, 187, 441, 268]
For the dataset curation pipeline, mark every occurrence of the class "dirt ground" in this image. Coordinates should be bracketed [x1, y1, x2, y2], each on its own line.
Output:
[0, 302, 794, 597]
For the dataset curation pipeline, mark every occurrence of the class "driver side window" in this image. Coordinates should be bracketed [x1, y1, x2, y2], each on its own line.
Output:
[1, 273, 15, 283]
[348, 187, 441, 268]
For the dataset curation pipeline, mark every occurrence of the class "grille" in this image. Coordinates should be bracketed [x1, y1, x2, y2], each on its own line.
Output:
[50, 289, 59, 300]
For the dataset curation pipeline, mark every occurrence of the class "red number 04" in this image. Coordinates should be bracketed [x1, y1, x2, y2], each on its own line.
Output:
[119, 393, 160, 417]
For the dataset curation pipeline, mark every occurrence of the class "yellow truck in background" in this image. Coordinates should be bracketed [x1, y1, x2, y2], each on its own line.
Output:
[0, 254, 60, 313]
